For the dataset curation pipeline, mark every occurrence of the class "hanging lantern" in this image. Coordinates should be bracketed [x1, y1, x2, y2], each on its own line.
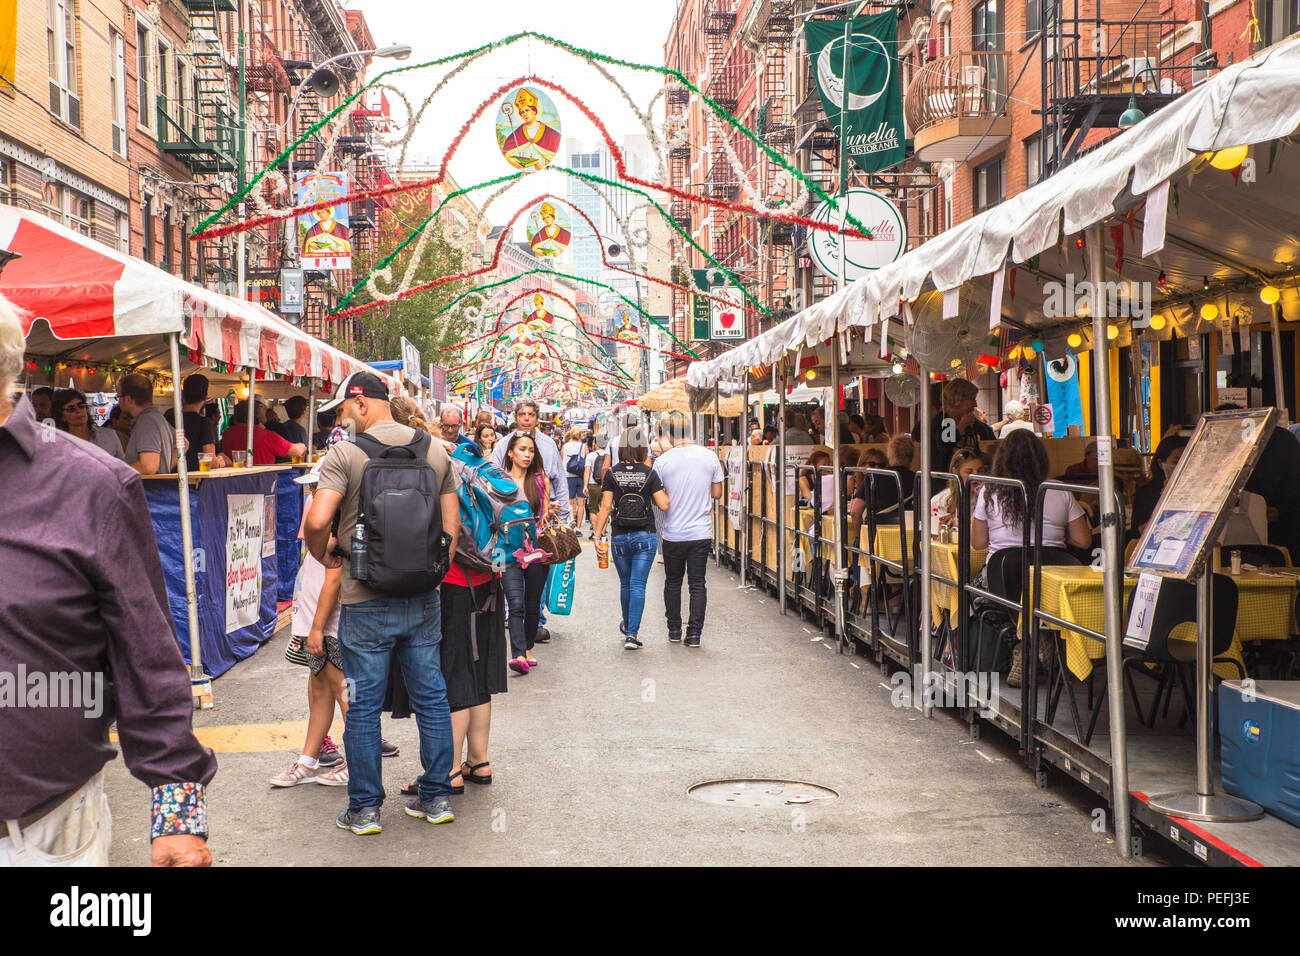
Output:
[1200, 302, 1219, 320]
[1067, 332, 1083, 349]
[1150, 314, 1167, 331]
[1260, 285, 1281, 305]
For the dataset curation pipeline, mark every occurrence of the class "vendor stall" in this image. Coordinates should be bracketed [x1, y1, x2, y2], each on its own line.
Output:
[3, 205, 398, 687]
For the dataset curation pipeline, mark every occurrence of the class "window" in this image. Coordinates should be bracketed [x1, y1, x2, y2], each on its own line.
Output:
[180, 216, 190, 278]
[136, 24, 151, 129]
[1024, 134, 1042, 187]
[0, 159, 14, 205]
[110, 29, 126, 155]
[142, 194, 153, 263]
[1265, 0, 1300, 46]
[115, 210, 129, 254]
[161, 205, 172, 270]
[1025, 0, 1043, 41]
[973, 0, 1003, 49]
[176, 59, 190, 136]
[47, 0, 80, 127]
[157, 40, 169, 135]
[67, 192, 92, 236]
[975, 155, 1005, 210]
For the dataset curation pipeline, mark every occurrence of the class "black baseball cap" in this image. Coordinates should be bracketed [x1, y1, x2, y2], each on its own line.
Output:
[319, 371, 389, 411]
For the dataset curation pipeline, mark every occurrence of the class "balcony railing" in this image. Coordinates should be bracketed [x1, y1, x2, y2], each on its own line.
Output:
[904, 50, 1008, 136]
[156, 95, 238, 174]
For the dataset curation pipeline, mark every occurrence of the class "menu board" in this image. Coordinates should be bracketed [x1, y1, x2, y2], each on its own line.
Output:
[1128, 408, 1276, 580]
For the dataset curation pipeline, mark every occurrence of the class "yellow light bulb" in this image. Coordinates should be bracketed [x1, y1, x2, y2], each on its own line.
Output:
[1260, 285, 1281, 305]
[1208, 145, 1249, 171]
[1067, 333, 1083, 348]
[1107, 324, 1119, 340]
[1200, 302, 1219, 320]
[1149, 314, 1167, 331]
[805, 369, 816, 381]
[238, 385, 250, 399]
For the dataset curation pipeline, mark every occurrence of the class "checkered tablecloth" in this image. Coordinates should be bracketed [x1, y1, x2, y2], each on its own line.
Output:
[1033, 566, 1294, 681]
[872, 527, 987, 620]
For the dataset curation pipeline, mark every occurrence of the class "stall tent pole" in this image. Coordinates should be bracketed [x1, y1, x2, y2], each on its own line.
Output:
[168, 333, 206, 692]
[1271, 303, 1290, 421]
[917, 359, 933, 716]
[1088, 224, 1132, 857]
[246, 367, 256, 459]
[777, 365, 787, 614]
[305, 380, 315, 454]
[714, 382, 721, 567]
[741, 375, 750, 585]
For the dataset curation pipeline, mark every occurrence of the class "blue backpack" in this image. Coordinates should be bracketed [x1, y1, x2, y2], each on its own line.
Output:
[449, 444, 535, 573]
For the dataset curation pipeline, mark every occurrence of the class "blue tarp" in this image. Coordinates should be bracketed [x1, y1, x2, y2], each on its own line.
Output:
[276, 471, 303, 602]
[144, 471, 297, 677]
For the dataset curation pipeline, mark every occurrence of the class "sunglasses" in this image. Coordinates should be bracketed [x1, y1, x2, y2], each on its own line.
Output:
[63, 403, 87, 412]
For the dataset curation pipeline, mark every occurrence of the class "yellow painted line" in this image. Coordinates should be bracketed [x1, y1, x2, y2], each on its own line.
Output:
[110, 720, 344, 753]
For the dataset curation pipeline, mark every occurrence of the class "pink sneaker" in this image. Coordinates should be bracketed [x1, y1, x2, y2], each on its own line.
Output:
[508, 656, 530, 675]
[318, 736, 342, 767]
[270, 759, 347, 787]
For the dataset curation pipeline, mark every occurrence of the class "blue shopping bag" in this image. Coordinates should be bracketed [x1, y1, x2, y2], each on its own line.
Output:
[546, 559, 576, 616]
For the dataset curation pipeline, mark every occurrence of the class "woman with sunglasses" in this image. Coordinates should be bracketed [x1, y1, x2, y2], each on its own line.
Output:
[51, 388, 126, 461]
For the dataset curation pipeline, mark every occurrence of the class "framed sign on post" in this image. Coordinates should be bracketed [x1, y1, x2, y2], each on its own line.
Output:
[709, 285, 746, 340]
[1128, 407, 1277, 580]
[400, 337, 421, 392]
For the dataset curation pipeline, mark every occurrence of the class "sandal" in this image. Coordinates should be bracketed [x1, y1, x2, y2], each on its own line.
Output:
[462, 761, 493, 785]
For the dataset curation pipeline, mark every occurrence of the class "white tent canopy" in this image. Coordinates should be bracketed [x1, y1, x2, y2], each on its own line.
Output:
[688, 34, 1300, 387]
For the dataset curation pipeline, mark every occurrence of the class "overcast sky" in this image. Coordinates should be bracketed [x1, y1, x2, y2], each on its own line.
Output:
[346, 0, 679, 233]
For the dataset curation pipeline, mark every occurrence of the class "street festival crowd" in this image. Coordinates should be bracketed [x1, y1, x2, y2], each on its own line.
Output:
[4, 285, 1300, 862]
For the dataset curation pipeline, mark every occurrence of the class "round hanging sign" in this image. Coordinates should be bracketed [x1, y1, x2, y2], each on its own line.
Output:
[807, 187, 906, 282]
[496, 86, 562, 171]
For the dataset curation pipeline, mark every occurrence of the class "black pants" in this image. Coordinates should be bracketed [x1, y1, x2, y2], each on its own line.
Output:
[662, 538, 712, 637]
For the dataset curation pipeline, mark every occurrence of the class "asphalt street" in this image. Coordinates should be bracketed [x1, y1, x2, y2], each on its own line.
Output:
[103, 542, 1158, 866]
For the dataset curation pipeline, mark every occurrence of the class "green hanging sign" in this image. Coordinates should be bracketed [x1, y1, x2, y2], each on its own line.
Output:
[803, 13, 905, 175]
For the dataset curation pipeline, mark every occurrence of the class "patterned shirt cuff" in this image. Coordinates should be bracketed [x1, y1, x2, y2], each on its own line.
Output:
[150, 783, 209, 839]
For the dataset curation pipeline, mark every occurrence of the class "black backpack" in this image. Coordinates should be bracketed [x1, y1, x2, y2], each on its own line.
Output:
[612, 468, 650, 524]
[353, 429, 449, 595]
[591, 452, 606, 484]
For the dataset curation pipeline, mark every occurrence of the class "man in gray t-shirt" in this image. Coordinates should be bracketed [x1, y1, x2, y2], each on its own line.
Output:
[119, 373, 176, 475]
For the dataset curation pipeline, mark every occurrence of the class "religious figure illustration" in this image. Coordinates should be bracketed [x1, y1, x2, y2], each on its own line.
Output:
[525, 293, 555, 330]
[527, 201, 572, 257]
[302, 206, 352, 258]
[297, 171, 352, 269]
[615, 310, 640, 343]
[497, 87, 562, 170]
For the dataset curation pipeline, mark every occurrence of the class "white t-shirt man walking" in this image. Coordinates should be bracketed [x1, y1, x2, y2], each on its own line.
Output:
[651, 412, 724, 648]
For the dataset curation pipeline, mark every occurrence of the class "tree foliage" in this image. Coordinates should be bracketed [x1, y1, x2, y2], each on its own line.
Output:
[340, 210, 476, 371]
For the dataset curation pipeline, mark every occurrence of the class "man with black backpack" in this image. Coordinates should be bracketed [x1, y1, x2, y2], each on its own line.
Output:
[305, 373, 461, 835]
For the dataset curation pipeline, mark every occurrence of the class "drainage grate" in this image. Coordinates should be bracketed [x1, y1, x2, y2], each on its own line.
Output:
[687, 779, 839, 808]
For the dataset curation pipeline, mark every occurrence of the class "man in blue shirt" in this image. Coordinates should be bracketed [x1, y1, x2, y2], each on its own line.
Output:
[436, 406, 476, 451]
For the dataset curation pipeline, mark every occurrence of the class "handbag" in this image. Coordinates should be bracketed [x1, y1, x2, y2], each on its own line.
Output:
[546, 559, 576, 615]
[533, 473, 581, 564]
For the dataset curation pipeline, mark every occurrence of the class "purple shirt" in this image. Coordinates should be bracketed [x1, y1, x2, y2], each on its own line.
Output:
[0, 397, 216, 829]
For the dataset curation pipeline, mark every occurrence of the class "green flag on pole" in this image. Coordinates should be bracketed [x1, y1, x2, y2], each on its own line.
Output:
[803, 13, 905, 174]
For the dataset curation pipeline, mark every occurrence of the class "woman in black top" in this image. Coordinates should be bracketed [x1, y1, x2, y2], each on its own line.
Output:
[592, 436, 670, 648]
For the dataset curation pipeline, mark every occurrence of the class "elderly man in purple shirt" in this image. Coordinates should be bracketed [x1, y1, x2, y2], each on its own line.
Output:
[0, 297, 216, 866]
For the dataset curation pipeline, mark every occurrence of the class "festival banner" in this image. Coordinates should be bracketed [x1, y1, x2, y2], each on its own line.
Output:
[803, 13, 905, 174]
[296, 171, 352, 270]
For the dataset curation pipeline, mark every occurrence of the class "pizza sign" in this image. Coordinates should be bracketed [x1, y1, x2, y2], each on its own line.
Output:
[709, 285, 746, 340]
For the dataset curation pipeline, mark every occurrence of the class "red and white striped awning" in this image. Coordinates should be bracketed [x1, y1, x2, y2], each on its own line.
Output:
[0, 205, 392, 393]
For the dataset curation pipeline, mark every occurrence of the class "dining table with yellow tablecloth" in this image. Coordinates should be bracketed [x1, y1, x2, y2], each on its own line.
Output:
[872, 524, 988, 623]
[1032, 565, 1298, 682]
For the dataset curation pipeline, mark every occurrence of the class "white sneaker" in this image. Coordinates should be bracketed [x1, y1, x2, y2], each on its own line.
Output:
[269, 759, 345, 787]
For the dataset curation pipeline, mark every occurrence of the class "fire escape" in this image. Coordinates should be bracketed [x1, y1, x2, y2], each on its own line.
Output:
[705, 0, 740, 209]
[156, 0, 241, 289]
[1040, 0, 1188, 176]
[754, 1, 797, 322]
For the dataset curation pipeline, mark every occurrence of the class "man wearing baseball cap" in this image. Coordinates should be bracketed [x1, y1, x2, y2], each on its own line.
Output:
[304, 372, 461, 835]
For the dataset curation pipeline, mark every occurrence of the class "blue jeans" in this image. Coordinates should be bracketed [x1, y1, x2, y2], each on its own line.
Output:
[612, 530, 658, 637]
[338, 594, 453, 810]
[503, 562, 548, 657]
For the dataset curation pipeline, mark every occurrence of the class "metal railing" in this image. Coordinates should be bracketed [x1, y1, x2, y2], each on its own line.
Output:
[904, 51, 1008, 135]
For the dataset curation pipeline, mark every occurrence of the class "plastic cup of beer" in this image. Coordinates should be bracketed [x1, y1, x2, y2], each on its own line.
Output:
[198, 453, 213, 472]
[232, 450, 247, 468]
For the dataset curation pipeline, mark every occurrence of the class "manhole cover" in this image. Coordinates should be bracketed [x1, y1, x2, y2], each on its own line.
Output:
[687, 779, 839, 808]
